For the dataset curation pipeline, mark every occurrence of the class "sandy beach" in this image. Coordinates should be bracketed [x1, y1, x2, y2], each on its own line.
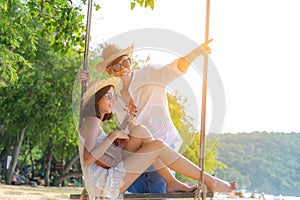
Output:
[0, 184, 83, 200]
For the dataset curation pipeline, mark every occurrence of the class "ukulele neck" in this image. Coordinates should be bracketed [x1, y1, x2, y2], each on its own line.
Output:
[117, 114, 130, 131]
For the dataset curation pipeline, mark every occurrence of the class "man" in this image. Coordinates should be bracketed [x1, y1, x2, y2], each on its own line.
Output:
[80, 41, 211, 194]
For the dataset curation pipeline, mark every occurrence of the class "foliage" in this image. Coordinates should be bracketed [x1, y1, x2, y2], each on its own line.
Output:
[167, 93, 227, 184]
[130, 0, 156, 10]
[0, 0, 34, 83]
[0, 0, 86, 85]
[0, 0, 85, 184]
[0, 36, 81, 171]
[210, 132, 300, 196]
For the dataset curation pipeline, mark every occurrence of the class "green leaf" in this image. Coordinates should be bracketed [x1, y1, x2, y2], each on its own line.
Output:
[95, 4, 101, 11]
[130, 2, 136, 10]
[149, 0, 154, 9]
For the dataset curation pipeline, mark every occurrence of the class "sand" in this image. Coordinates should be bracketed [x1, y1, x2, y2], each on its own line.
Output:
[0, 184, 83, 200]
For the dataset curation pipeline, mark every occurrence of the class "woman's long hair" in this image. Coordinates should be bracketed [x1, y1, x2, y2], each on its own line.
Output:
[81, 85, 114, 123]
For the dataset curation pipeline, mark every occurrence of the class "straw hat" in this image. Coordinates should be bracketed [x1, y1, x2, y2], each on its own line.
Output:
[81, 77, 122, 108]
[95, 44, 134, 72]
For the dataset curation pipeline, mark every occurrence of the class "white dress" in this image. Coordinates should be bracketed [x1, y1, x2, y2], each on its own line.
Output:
[78, 128, 126, 199]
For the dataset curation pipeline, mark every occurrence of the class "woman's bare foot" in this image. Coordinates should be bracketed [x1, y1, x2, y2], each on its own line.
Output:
[229, 181, 238, 192]
[166, 179, 198, 193]
[207, 178, 238, 193]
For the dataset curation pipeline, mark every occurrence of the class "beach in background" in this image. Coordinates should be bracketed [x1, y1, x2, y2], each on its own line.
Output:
[0, 184, 83, 200]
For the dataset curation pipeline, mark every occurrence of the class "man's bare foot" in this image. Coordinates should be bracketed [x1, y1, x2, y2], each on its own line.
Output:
[166, 180, 198, 193]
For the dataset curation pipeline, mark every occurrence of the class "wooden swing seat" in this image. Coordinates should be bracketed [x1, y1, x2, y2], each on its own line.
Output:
[70, 188, 214, 199]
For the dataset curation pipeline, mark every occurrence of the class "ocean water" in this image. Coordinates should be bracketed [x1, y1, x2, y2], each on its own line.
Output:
[214, 193, 300, 200]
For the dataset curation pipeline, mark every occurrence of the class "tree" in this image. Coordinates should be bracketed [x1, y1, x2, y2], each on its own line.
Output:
[0, 0, 86, 184]
[0, 0, 86, 85]
[0, 34, 81, 184]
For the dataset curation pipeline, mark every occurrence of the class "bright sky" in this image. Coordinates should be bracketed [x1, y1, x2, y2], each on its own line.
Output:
[83, 0, 300, 134]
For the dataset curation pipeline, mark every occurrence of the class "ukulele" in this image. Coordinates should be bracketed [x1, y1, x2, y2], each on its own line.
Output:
[96, 101, 136, 169]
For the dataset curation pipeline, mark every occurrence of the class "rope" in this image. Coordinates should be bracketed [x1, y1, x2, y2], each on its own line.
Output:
[79, 0, 93, 127]
[198, 0, 211, 199]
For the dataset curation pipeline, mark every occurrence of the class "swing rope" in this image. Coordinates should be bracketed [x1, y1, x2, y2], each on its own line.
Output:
[198, 0, 211, 199]
[79, 0, 93, 127]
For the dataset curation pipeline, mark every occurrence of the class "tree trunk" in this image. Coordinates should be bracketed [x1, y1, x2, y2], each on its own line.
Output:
[29, 142, 35, 177]
[60, 137, 66, 175]
[62, 153, 80, 175]
[6, 127, 26, 184]
[52, 170, 82, 186]
[44, 141, 54, 187]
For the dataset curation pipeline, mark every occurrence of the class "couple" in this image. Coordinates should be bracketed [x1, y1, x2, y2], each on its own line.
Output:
[78, 43, 237, 199]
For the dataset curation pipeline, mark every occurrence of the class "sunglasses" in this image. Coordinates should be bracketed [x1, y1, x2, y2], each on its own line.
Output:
[104, 93, 118, 101]
[108, 57, 131, 72]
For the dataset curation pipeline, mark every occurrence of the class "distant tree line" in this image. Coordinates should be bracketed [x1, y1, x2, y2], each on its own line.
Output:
[209, 132, 300, 197]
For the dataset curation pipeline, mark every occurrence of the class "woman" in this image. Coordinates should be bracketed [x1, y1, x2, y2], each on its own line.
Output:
[78, 77, 237, 199]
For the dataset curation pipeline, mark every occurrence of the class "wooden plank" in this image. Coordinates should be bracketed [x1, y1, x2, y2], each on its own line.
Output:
[69, 191, 214, 199]
[124, 191, 214, 199]
[124, 192, 195, 199]
[70, 194, 81, 199]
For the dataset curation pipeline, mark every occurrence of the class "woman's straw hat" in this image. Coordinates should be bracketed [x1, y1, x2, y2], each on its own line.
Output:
[95, 44, 134, 72]
[81, 77, 122, 108]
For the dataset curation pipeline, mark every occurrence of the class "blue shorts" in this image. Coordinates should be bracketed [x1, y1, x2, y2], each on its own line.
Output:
[127, 169, 166, 193]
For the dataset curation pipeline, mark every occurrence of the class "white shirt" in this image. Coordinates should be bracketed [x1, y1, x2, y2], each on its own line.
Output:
[114, 59, 184, 151]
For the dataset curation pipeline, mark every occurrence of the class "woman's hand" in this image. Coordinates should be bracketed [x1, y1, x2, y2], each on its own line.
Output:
[110, 130, 129, 141]
[109, 130, 128, 149]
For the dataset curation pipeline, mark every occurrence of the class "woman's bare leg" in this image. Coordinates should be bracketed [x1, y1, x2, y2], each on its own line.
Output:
[120, 125, 196, 193]
[154, 141, 238, 193]
[120, 139, 237, 193]
[153, 161, 197, 193]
